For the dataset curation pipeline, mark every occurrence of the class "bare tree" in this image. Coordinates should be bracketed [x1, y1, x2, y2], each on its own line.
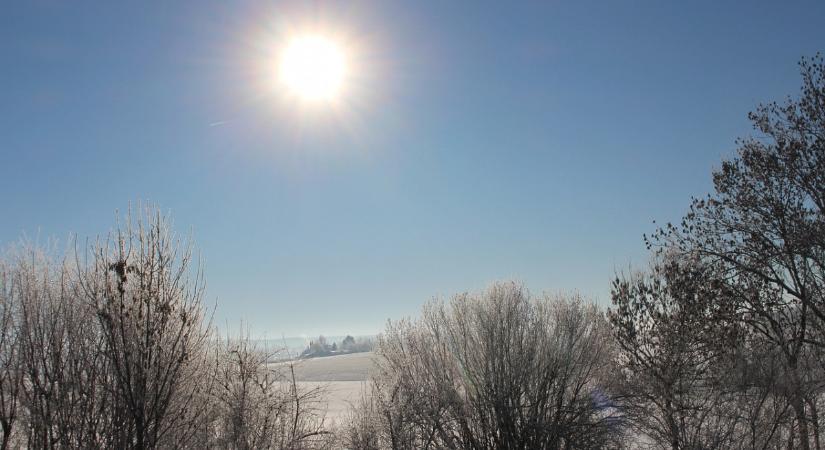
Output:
[609, 257, 793, 449]
[648, 54, 825, 449]
[0, 206, 343, 449]
[76, 206, 212, 449]
[5, 245, 115, 448]
[207, 329, 333, 449]
[341, 370, 424, 450]
[0, 257, 22, 450]
[357, 282, 622, 450]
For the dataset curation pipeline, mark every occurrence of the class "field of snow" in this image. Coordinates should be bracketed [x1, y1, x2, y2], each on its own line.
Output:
[274, 352, 378, 424]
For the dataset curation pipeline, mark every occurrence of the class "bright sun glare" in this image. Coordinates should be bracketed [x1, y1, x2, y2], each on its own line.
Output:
[279, 36, 346, 102]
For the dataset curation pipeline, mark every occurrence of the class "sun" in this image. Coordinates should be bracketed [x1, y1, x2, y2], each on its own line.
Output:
[279, 36, 346, 102]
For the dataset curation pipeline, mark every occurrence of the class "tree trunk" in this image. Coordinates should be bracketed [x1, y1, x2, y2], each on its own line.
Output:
[809, 397, 821, 450]
[1, 420, 11, 450]
[793, 394, 811, 450]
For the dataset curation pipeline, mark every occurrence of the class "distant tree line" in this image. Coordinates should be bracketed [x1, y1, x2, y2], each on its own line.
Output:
[300, 335, 375, 359]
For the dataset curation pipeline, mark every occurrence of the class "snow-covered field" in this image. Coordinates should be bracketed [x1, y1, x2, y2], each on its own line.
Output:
[274, 352, 377, 424]
[285, 351, 377, 382]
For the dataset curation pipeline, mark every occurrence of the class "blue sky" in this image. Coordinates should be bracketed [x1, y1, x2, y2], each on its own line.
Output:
[1, 1, 823, 336]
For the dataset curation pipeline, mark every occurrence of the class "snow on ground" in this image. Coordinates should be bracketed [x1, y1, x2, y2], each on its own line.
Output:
[273, 352, 378, 424]
[284, 351, 378, 382]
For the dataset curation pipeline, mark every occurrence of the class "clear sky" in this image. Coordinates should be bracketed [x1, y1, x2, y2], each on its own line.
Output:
[1, 1, 823, 336]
